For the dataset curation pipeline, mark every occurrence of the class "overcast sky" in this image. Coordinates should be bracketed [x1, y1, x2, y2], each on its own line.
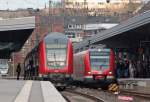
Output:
[0, 0, 148, 10]
[0, 0, 62, 10]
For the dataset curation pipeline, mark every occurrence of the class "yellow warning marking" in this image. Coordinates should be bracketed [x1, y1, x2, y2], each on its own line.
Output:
[112, 85, 119, 92]
[108, 83, 119, 92]
[109, 84, 116, 91]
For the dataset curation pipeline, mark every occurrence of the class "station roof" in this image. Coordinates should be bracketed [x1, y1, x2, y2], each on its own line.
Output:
[0, 16, 35, 58]
[74, 10, 150, 51]
[83, 23, 118, 30]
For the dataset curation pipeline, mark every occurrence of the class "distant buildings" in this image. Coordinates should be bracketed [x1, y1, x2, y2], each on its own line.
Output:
[64, 0, 143, 16]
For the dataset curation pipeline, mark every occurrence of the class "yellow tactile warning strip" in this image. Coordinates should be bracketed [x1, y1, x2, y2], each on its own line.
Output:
[14, 81, 33, 102]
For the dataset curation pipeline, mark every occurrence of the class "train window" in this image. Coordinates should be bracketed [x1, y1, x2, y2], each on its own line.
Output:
[46, 49, 67, 68]
[90, 49, 110, 70]
[44, 33, 68, 69]
[45, 41, 67, 68]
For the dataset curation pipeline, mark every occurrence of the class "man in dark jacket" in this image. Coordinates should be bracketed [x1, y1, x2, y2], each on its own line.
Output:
[16, 63, 21, 80]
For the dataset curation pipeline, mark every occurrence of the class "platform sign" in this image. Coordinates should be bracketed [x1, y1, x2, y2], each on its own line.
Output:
[118, 96, 133, 101]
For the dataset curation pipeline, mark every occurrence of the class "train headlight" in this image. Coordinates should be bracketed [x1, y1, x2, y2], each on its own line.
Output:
[60, 62, 65, 66]
[98, 49, 102, 52]
[109, 71, 112, 74]
[88, 72, 91, 74]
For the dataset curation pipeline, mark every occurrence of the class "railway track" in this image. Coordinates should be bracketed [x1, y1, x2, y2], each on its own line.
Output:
[121, 90, 150, 99]
[61, 89, 106, 102]
[62, 87, 150, 102]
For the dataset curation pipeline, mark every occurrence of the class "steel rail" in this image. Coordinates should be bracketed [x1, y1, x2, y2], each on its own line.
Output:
[121, 90, 150, 99]
[63, 89, 106, 102]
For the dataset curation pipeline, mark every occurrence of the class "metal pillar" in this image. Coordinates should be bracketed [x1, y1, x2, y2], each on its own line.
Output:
[12, 53, 15, 77]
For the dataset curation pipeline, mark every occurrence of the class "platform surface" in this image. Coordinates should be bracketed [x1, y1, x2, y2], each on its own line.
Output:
[0, 79, 66, 102]
[118, 78, 150, 94]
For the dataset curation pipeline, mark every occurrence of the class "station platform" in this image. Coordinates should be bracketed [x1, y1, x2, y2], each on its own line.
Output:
[0, 79, 66, 102]
[118, 78, 150, 94]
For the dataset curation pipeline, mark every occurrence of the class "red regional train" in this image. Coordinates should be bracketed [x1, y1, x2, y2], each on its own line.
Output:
[73, 48, 115, 89]
[24, 32, 73, 88]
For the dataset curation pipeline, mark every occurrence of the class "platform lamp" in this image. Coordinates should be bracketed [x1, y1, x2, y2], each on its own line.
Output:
[12, 53, 15, 77]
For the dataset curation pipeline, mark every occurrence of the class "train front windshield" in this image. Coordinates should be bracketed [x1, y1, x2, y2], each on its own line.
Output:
[45, 38, 68, 69]
[90, 49, 110, 71]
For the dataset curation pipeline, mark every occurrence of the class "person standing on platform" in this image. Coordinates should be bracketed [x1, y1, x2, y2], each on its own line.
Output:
[29, 58, 33, 79]
[136, 60, 143, 78]
[129, 60, 135, 78]
[116, 59, 124, 78]
[124, 60, 129, 78]
[16, 63, 21, 80]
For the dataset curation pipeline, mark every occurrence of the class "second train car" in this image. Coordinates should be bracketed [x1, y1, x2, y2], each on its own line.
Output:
[73, 48, 115, 89]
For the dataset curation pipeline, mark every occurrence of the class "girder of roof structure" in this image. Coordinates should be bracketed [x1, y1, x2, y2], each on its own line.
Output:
[0, 16, 35, 58]
[74, 10, 150, 52]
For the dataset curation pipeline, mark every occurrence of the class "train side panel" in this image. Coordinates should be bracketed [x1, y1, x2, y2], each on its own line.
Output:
[39, 40, 47, 74]
[66, 39, 73, 74]
[73, 51, 87, 81]
[84, 50, 92, 79]
[107, 49, 115, 78]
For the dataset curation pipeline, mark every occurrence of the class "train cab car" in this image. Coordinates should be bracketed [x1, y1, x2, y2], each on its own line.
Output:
[24, 32, 73, 88]
[39, 32, 73, 75]
[73, 48, 115, 88]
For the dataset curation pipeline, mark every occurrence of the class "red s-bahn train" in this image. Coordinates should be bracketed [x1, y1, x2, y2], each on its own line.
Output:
[73, 48, 115, 89]
[24, 32, 73, 88]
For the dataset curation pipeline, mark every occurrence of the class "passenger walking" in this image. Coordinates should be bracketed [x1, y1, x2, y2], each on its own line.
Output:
[29, 58, 33, 78]
[129, 60, 135, 78]
[24, 64, 27, 80]
[143, 60, 148, 78]
[16, 63, 21, 80]
[136, 60, 143, 78]
[116, 59, 124, 78]
[124, 60, 129, 78]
